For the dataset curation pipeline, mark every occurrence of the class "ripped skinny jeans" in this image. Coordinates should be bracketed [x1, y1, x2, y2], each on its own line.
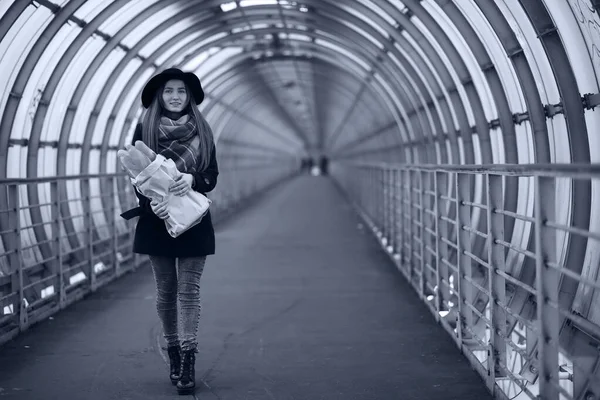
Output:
[149, 256, 206, 352]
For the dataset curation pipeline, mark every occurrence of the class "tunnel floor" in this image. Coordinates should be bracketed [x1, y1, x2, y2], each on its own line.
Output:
[0, 175, 492, 400]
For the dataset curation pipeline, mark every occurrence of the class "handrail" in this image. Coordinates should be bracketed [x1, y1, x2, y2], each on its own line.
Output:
[0, 162, 299, 347]
[0, 172, 127, 184]
[343, 161, 600, 177]
[332, 160, 600, 400]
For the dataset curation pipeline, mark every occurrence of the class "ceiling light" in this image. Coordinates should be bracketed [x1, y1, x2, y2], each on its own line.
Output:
[220, 1, 237, 12]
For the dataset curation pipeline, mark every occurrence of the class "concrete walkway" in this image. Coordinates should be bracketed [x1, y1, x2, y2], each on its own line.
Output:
[0, 175, 492, 400]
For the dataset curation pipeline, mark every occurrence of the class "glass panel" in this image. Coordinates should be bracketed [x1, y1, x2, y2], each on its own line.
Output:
[121, 2, 197, 50]
[109, 67, 153, 147]
[292, 23, 308, 31]
[357, 0, 397, 26]
[553, 0, 600, 92]
[220, 2, 237, 12]
[248, 23, 270, 30]
[196, 47, 245, 79]
[457, 136, 465, 164]
[444, 139, 453, 164]
[89, 177, 107, 232]
[88, 149, 100, 174]
[567, 1, 600, 84]
[347, 20, 385, 51]
[0, 0, 16, 18]
[490, 127, 505, 164]
[66, 148, 81, 176]
[94, 58, 143, 145]
[0, 5, 52, 119]
[288, 33, 311, 41]
[387, 47, 438, 131]
[387, 0, 406, 11]
[585, 109, 600, 163]
[154, 30, 205, 66]
[549, 114, 571, 163]
[335, 2, 391, 40]
[185, 31, 229, 61]
[12, 22, 82, 143]
[423, 0, 496, 121]
[178, 50, 211, 72]
[70, 48, 126, 144]
[240, 0, 277, 7]
[514, 121, 534, 163]
[105, 151, 117, 174]
[506, 175, 535, 274]
[399, 33, 460, 132]
[122, 112, 141, 147]
[38, 182, 52, 240]
[203, 102, 224, 125]
[38, 147, 57, 177]
[73, 0, 111, 21]
[410, 17, 475, 127]
[6, 145, 20, 179]
[373, 72, 410, 140]
[455, 1, 526, 114]
[99, 0, 160, 36]
[496, 0, 560, 104]
[314, 38, 370, 72]
[42, 36, 104, 144]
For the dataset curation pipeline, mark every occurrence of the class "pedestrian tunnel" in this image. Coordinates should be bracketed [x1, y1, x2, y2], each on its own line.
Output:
[1, 1, 600, 399]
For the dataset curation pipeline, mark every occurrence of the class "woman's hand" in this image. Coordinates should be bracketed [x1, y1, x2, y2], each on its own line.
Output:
[151, 198, 169, 219]
[169, 173, 194, 196]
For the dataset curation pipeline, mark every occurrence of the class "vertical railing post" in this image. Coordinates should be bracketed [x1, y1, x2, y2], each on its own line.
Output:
[110, 177, 121, 277]
[407, 170, 414, 281]
[486, 173, 507, 386]
[394, 167, 402, 259]
[82, 178, 96, 292]
[379, 168, 384, 232]
[418, 170, 426, 299]
[434, 171, 445, 315]
[355, 167, 360, 210]
[456, 172, 473, 343]
[357, 167, 362, 212]
[361, 167, 366, 213]
[535, 175, 559, 400]
[7, 184, 26, 330]
[372, 168, 377, 225]
[388, 167, 394, 252]
[390, 167, 397, 254]
[366, 168, 372, 220]
[382, 168, 389, 242]
[398, 169, 407, 272]
[50, 181, 65, 309]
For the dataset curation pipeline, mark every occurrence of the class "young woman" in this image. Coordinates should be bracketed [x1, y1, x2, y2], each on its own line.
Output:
[121, 68, 218, 395]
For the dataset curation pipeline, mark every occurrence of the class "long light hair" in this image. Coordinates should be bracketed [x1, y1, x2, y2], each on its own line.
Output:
[141, 82, 214, 172]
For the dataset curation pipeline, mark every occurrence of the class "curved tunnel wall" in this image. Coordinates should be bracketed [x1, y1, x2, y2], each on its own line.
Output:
[1, 0, 600, 398]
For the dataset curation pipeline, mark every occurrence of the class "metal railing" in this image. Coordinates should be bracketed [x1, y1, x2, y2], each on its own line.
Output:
[332, 161, 600, 400]
[0, 163, 298, 347]
[0, 173, 140, 346]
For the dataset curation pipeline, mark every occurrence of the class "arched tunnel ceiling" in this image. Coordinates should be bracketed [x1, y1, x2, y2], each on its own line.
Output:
[1, 0, 599, 182]
[2, 0, 600, 390]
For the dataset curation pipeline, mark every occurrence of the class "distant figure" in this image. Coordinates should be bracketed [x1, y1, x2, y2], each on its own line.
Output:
[301, 157, 316, 174]
[319, 156, 329, 175]
[121, 68, 218, 395]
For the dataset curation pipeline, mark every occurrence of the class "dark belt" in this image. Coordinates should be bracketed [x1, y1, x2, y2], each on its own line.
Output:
[120, 206, 144, 220]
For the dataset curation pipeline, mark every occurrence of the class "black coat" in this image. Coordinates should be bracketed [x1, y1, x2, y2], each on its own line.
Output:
[120, 123, 219, 257]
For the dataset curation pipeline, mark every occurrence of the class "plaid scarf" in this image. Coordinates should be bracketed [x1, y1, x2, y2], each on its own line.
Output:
[157, 114, 200, 174]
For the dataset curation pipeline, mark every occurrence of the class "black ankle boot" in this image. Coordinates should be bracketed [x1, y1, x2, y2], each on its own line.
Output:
[176, 349, 196, 395]
[167, 345, 182, 385]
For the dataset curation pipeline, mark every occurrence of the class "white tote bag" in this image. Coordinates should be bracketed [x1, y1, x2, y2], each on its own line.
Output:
[131, 154, 211, 238]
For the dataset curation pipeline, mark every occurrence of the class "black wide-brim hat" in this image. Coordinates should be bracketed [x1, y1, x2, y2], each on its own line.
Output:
[141, 68, 204, 108]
